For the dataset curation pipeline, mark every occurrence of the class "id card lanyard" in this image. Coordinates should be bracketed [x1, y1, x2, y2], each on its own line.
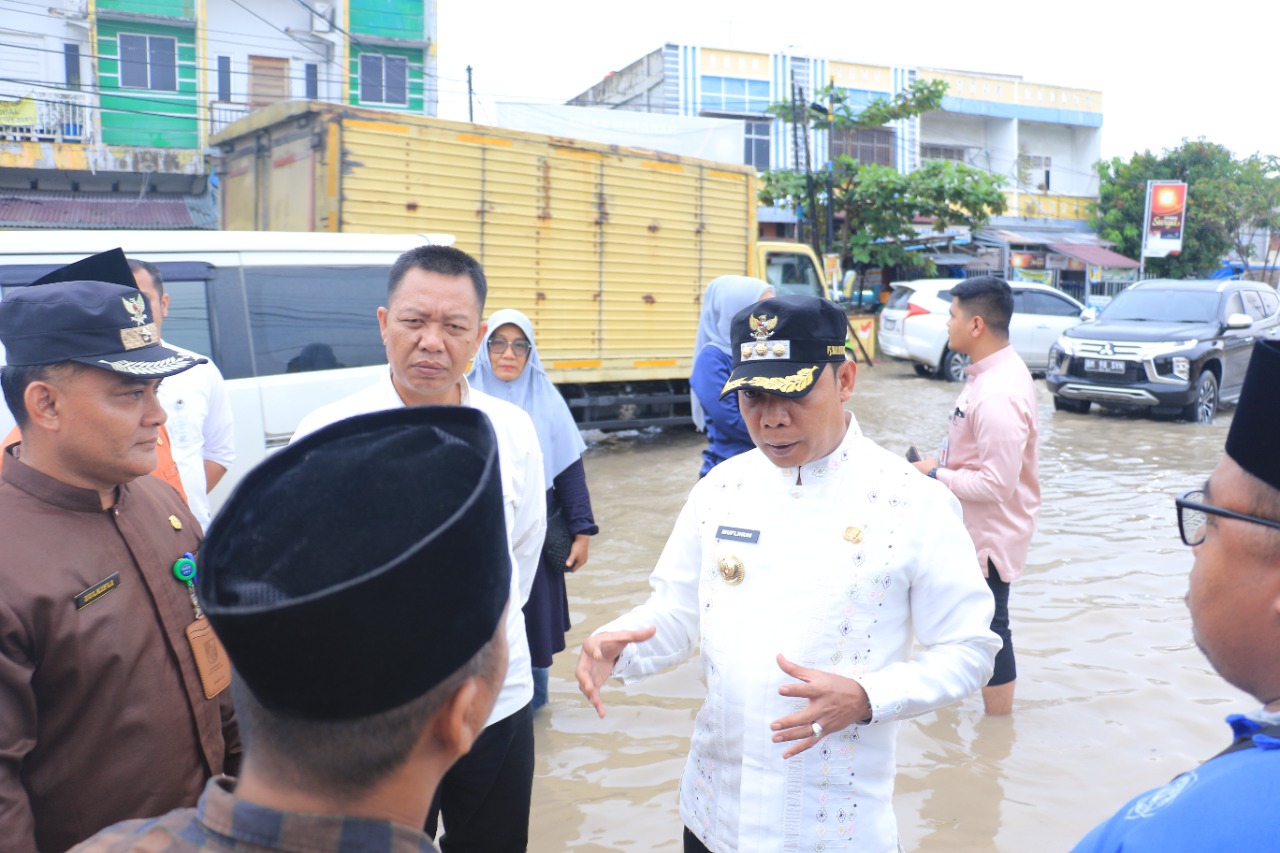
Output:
[173, 553, 231, 699]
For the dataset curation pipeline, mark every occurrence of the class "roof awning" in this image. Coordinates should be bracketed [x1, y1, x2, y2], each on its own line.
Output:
[0, 189, 217, 230]
[1048, 243, 1139, 268]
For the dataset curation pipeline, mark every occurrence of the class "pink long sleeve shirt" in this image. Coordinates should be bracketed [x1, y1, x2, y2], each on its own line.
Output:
[936, 344, 1041, 582]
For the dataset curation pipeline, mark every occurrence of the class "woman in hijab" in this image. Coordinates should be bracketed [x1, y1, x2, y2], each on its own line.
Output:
[689, 275, 773, 477]
[468, 308, 598, 711]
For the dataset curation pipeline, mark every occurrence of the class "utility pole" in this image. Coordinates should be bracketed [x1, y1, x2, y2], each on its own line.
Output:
[467, 65, 474, 123]
[798, 85, 820, 258]
[790, 74, 804, 246]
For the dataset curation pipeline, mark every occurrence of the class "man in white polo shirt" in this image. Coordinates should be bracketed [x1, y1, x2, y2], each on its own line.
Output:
[293, 244, 545, 853]
[128, 258, 235, 531]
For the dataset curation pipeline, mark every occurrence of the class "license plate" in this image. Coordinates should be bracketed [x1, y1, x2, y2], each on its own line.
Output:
[1084, 358, 1125, 374]
[882, 318, 897, 331]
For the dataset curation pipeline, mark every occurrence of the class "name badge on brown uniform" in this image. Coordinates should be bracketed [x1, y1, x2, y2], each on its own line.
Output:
[185, 617, 231, 699]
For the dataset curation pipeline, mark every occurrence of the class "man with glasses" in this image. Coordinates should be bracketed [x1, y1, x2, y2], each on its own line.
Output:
[1071, 339, 1280, 852]
[292, 245, 545, 853]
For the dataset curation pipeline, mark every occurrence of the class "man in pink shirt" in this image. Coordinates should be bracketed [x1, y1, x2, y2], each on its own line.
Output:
[914, 276, 1040, 715]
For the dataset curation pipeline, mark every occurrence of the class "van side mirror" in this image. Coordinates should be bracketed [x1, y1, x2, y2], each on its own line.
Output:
[1080, 306, 1098, 322]
[1225, 312, 1253, 330]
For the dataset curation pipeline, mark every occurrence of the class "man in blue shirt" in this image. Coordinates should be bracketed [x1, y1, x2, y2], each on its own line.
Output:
[1071, 339, 1280, 852]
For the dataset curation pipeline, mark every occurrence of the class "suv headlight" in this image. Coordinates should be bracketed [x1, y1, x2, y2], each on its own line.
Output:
[1055, 336, 1075, 356]
[1153, 355, 1191, 381]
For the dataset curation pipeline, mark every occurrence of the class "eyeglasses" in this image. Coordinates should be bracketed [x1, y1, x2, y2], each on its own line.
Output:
[487, 338, 531, 357]
[1175, 489, 1280, 546]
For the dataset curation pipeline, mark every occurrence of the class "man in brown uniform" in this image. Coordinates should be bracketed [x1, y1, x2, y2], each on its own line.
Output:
[0, 253, 239, 852]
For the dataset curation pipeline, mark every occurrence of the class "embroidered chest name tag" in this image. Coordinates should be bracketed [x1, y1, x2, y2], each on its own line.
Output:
[715, 526, 760, 544]
[75, 573, 121, 610]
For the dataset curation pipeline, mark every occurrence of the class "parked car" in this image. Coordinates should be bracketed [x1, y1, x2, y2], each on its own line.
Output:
[1045, 279, 1280, 423]
[878, 279, 1087, 381]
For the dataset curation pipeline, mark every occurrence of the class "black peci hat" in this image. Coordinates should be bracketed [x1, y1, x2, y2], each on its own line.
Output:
[0, 249, 203, 378]
[198, 406, 512, 721]
[1225, 339, 1280, 493]
[719, 295, 850, 399]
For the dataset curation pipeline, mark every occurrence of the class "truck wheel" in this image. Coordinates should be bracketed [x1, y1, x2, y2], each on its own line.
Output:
[912, 363, 935, 378]
[940, 348, 970, 382]
[1053, 396, 1091, 414]
[1181, 371, 1218, 424]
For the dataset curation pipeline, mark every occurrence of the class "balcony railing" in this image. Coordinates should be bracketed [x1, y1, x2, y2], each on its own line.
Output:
[0, 88, 95, 144]
[209, 101, 251, 136]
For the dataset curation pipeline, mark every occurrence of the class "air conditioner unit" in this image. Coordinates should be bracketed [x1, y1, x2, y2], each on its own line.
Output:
[310, 2, 334, 33]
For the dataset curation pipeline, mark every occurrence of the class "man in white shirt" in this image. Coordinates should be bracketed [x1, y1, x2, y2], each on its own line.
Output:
[577, 295, 999, 853]
[292, 245, 545, 853]
[129, 259, 235, 531]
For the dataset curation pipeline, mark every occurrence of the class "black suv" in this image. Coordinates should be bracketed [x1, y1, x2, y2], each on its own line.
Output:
[1045, 279, 1280, 423]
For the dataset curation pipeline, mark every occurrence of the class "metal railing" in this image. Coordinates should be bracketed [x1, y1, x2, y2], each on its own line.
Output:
[209, 101, 251, 136]
[0, 88, 95, 143]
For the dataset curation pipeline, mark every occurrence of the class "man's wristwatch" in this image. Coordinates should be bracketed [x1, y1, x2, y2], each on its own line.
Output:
[927, 467, 939, 479]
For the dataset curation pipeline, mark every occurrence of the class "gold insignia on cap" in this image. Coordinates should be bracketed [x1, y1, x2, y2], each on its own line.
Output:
[843, 526, 864, 544]
[773, 343, 787, 356]
[749, 313, 778, 342]
[120, 323, 160, 350]
[718, 556, 745, 585]
[122, 294, 148, 326]
[722, 365, 819, 395]
[169, 515, 183, 530]
[754, 342, 768, 356]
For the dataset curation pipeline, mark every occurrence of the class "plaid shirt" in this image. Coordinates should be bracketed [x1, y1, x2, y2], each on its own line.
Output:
[71, 777, 440, 853]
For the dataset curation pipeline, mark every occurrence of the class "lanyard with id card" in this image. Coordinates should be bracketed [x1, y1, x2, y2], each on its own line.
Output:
[172, 553, 231, 699]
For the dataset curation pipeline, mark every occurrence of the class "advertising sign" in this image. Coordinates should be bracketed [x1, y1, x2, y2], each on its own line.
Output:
[0, 97, 37, 127]
[1010, 252, 1046, 270]
[1142, 181, 1188, 259]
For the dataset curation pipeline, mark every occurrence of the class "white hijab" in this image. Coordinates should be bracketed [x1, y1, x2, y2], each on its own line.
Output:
[690, 275, 772, 430]
[467, 308, 587, 484]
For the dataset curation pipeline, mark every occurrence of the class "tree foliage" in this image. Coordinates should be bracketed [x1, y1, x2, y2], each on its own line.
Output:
[761, 80, 1006, 272]
[1092, 140, 1280, 278]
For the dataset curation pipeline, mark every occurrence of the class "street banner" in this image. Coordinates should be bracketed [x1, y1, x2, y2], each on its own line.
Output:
[1141, 181, 1188, 259]
[0, 97, 37, 127]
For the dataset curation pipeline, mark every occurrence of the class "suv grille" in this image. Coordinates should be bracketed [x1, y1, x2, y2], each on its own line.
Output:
[1069, 340, 1147, 358]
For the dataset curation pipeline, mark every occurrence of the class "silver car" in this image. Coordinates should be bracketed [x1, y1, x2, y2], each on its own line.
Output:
[878, 279, 1088, 381]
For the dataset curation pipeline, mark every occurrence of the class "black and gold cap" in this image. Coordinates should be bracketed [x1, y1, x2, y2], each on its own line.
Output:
[719, 295, 849, 399]
[1225, 339, 1280, 493]
[0, 248, 203, 378]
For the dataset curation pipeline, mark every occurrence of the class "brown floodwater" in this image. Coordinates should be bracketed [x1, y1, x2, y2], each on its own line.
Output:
[528, 360, 1246, 852]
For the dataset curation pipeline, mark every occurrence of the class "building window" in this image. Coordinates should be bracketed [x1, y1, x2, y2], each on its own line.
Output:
[744, 120, 770, 171]
[63, 43, 81, 90]
[119, 33, 177, 91]
[359, 54, 408, 105]
[700, 76, 769, 114]
[1020, 153, 1052, 191]
[216, 55, 231, 102]
[248, 55, 289, 107]
[832, 126, 895, 167]
[922, 144, 966, 163]
[305, 63, 319, 99]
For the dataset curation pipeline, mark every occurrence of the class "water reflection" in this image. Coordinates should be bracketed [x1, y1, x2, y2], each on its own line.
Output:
[529, 361, 1250, 852]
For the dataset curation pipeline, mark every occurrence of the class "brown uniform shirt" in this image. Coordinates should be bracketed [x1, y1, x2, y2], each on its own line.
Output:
[0, 447, 239, 852]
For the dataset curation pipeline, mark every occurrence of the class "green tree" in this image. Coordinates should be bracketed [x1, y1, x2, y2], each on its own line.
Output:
[761, 80, 1007, 273]
[1092, 140, 1280, 279]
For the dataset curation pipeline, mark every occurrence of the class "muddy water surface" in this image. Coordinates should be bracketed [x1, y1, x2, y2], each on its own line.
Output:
[528, 360, 1245, 852]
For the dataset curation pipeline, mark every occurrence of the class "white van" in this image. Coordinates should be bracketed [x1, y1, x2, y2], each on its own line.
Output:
[0, 230, 453, 513]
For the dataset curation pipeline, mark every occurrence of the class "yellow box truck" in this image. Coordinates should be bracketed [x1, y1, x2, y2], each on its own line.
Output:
[212, 102, 825, 428]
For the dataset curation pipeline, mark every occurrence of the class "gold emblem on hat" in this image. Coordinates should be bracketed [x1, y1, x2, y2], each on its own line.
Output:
[122, 294, 148, 326]
[754, 342, 768, 356]
[749, 313, 778, 342]
[773, 343, 786, 356]
[717, 556, 745, 585]
[843, 526, 864, 544]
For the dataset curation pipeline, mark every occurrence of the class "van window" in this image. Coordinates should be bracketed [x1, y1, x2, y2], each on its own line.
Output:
[160, 278, 213, 357]
[242, 265, 390, 377]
